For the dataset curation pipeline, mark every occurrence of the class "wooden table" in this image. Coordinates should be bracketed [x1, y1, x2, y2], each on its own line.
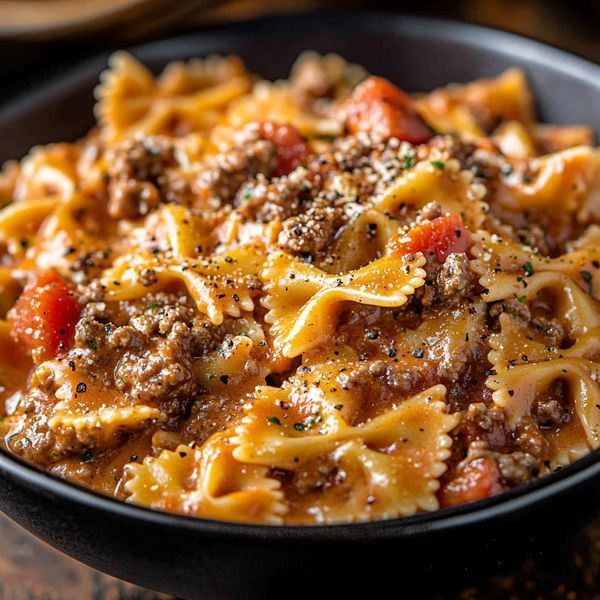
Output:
[0, 514, 173, 600]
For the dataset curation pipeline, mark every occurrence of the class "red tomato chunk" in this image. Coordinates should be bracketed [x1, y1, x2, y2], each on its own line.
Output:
[439, 457, 507, 508]
[386, 213, 471, 262]
[256, 121, 310, 176]
[8, 271, 81, 362]
[343, 76, 432, 143]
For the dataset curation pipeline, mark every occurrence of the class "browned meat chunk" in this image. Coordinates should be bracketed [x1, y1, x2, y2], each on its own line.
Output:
[105, 135, 178, 218]
[74, 295, 214, 418]
[416, 252, 475, 308]
[236, 169, 316, 222]
[464, 440, 539, 487]
[108, 179, 160, 219]
[535, 399, 565, 427]
[466, 402, 506, 432]
[514, 416, 549, 459]
[290, 52, 366, 105]
[336, 359, 424, 396]
[489, 298, 532, 323]
[436, 252, 473, 303]
[278, 206, 341, 256]
[196, 138, 276, 206]
[531, 315, 565, 348]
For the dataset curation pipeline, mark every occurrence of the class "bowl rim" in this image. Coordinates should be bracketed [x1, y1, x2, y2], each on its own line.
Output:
[1, 10, 600, 542]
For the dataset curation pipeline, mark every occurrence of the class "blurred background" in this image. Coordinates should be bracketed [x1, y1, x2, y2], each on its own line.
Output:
[2, 0, 600, 102]
[0, 0, 599, 598]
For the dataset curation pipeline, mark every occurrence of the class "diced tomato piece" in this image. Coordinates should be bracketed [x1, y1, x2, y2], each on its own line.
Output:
[439, 457, 507, 508]
[386, 213, 471, 262]
[342, 76, 432, 143]
[8, 271, 81, 362]
[255, 121, 310, 176]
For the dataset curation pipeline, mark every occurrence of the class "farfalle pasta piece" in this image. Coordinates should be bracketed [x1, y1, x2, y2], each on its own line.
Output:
[487, 358, 600, 449]
[125, 434, 286, 524]
[495, 145, 600, 222]
[324, 208, 403, 272]
[488, 313, 600, 371]
[474, 230, 600, 338]
[31, 193, 115, 278]
[196, 332, 267, 394]
[226, 80, 343, 138]
[415, 68, 534, 136]
[374, 157, 488, 230]
[49, 405, 164, 441]
[492, 121, 537, 160]
[233, 383, 454, 467]
[101, 246, 264, 325]
[12, 143, 79, 202]
[96, 52, 253, 141]
[545, 435, 590, 470]
[289, 51, 367, 101]
[44, 360, 165, 445]
[0, 197, 59, 257]
[261, 250, 426, 357]
[309, 438, 444, 522]
[126, 203, 225, 259]
[481, 271, 600, 339]
[532, 123, 595, 154]
[232, 384, 456, 522]
[153, 204, 218, 258]
[158, 55, 249, 94]
[288, 303, 484, 399]
[472, 229, 600, 300]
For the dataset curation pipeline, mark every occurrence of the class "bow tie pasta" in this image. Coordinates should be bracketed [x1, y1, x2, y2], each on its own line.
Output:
[1, 50, 599, 524]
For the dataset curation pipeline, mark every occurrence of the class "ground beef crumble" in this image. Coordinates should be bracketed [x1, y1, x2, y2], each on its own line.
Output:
[464, 440, 539, 486]
[105, 135, 179, 219]
[436, 253, 474, 303]
[195, 135, 276, 207]
[75, 295, 214, 418]
[489, 298, 531, 323]
[278, 206, 342, 255]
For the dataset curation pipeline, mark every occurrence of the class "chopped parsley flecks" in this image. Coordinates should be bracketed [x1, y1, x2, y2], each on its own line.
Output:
[581, 270, 594, 295]
[81, 450, 93, 462]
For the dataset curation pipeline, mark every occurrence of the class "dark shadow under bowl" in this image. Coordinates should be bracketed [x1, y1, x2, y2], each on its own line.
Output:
[0, 12, 599, 600]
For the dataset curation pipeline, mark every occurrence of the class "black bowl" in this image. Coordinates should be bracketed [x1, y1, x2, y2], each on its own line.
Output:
[1, 12, 599, 600]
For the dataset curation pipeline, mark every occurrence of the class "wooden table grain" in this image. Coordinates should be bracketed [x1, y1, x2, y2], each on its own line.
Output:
[0, 515, 175, 600]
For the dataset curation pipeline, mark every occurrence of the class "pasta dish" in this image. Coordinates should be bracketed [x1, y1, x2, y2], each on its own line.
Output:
[0, 51, 598, 524]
